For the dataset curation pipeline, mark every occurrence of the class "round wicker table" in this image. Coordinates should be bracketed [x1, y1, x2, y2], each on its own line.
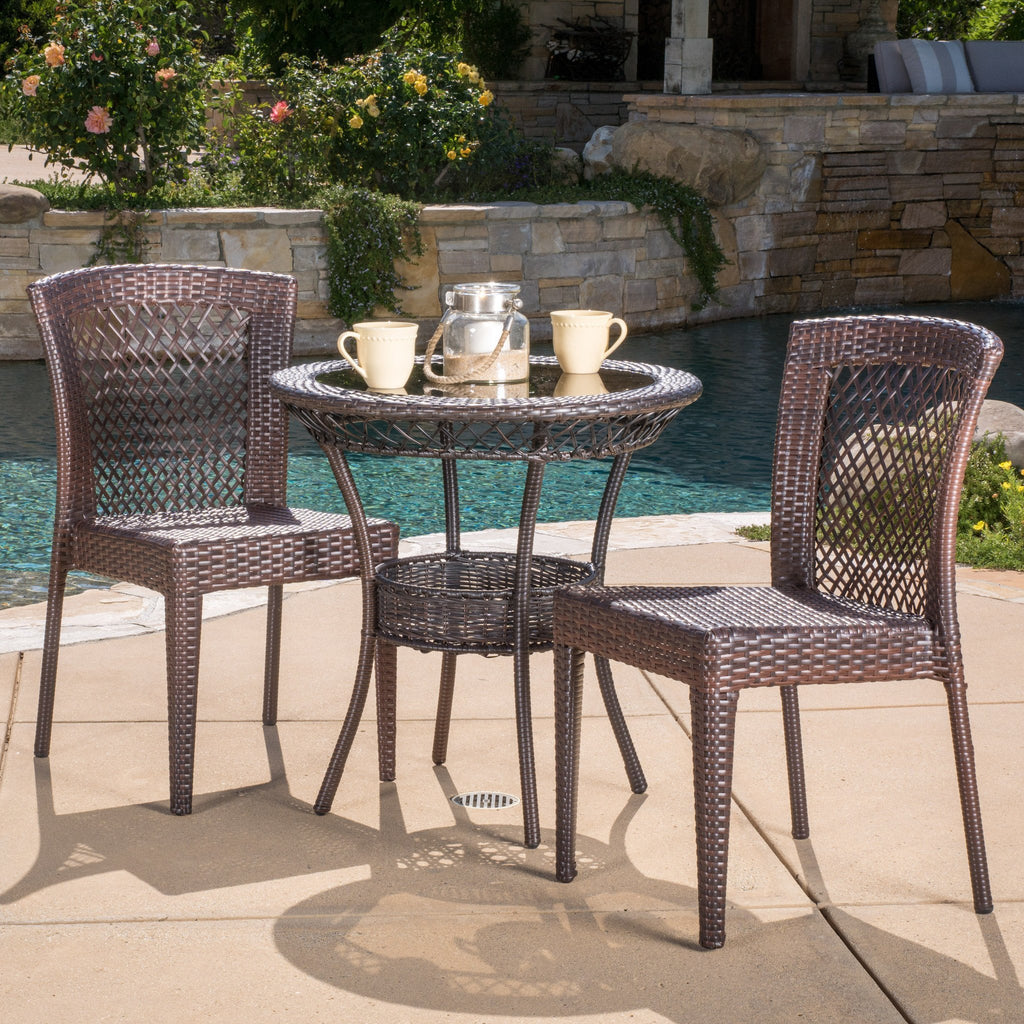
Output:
[270, 355, 702, 846]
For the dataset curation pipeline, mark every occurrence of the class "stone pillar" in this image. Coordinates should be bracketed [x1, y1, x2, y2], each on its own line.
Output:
[663, 0, 713, 94]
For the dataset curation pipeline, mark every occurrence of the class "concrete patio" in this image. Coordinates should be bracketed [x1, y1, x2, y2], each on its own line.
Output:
[0, 512, 1021, 1022]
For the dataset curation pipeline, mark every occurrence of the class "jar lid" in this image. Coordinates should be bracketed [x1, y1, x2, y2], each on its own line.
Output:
[445, 282, 522, 314]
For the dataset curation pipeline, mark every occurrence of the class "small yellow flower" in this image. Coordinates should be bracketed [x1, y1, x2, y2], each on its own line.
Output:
[414, 79, 428, 96]
[478, 89, 494, 106]
[1017, 484, 1024, 492]
[402, 69, 418, 85]
[367, 103, 380, 117]
[973, 520, 987, 531]
[457, 62, 472, 76]
[469, 70, 480, 84]
[1020, 468, 1024, 476]
[999, 461, 1013, 470]
[1002, 481, 1012, 490]
[348, 113, 363, 129]
[447, 149, 457, 160]
[460, 146, 472, 157]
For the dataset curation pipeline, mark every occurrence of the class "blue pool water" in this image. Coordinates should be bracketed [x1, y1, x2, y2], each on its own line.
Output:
[2, 302, 1022, 607]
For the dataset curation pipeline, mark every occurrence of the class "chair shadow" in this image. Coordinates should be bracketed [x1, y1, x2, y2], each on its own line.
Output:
[4, 740, 1020, 1023]
[0, 728, 381, 904]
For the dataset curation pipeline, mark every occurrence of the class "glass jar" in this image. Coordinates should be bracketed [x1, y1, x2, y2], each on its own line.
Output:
[426, 282, 530, 385]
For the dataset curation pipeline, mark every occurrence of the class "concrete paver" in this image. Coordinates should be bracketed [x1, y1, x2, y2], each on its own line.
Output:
[1, 519, 1022, 1022]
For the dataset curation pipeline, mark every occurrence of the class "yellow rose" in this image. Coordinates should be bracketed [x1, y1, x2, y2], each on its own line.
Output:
[414, 79, 428, 96]
[447, 150, 457, 160]
[460, 146, 472, 157]
[348, 113, 363, 129]
[402, 70, 418, 84]
[478, 90, 494, 107]
[367, 104, 380, 117]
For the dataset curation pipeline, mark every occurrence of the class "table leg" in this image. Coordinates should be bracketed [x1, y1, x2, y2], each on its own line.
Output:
[431, 452, 461, 765]
[590, 452, 647, 793]
[515, 458, 546, 849]
[314, 444, 380, 816]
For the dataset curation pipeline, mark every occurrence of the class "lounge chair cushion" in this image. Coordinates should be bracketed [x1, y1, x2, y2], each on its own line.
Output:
[964, 40, 1024, 92]
[898, 39, 974, 94]
[874, 40, 912, 93]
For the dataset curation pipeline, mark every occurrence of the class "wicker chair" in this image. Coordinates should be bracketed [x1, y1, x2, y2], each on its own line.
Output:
[29, 264, 399, 815]
[552, 314, 1002, 948]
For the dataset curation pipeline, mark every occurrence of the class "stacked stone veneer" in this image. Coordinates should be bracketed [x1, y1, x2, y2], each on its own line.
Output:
[0, 201, 700, 359]
[629, 91, 1024, 314]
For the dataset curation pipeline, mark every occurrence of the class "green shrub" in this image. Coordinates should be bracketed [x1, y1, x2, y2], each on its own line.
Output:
[1, 0, 209, 199]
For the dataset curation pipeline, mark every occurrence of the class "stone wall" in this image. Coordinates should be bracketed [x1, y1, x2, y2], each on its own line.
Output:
[628, 91, 1024, 314]
[0, 200, 702, 359]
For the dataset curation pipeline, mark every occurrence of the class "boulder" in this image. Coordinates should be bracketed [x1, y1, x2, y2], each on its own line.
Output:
[0, 183, 49, 223]
[551, 146, 583, 185]
[975, 399, 1024, 465]
[609, 121, 766, 206]
[582, 125, 616, 181]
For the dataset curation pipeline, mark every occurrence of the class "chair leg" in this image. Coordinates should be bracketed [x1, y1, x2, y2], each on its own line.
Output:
[690, 687, 739, 950]
[554, 643, 585, 883]
[944, 680, 994, 914]
[34, 562, 69, 758]
[262, 584, 283, 726]
[376, 640, 398, 782]
[595, 654, 647, 793]
[164, 590, 204, 816]
[780, 685, 809, 840]
[432, 652, 458, 765]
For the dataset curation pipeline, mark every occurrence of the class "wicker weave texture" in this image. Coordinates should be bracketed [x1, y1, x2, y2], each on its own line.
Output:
[553, 314, 1003, 949]
[29, 264, 399, 815]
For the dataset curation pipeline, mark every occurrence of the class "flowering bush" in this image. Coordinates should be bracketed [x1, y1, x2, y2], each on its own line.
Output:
[208, 48, 502, 201]
[2, 0, 207, 198]
[957, 436, 1024, 569]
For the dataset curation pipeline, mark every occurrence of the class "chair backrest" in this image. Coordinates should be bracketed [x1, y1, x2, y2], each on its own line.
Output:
[770, 315, 1003, 622]
[29, 264, 298, 521]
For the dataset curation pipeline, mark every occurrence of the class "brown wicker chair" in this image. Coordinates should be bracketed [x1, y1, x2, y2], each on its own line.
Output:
[29, 264, 399, 815]
[552, 314, 1002, 948]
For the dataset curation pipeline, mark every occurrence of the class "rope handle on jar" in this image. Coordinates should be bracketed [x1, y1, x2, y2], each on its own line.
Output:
[422, 305, 517, 385]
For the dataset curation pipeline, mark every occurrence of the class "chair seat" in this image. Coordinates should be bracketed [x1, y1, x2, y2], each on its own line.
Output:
[71, 504, 397, 595]
[554, 584, 939, 691]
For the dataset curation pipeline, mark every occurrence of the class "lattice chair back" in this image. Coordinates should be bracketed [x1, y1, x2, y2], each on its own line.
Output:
[770, 315, 1003, 621]
[29, 265, 297, 522]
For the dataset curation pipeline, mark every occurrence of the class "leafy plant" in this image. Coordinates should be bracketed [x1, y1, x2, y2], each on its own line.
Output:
[318, 185, 423, 324]
[2, 0, 209, 199]
[956, 436, 1024, 568]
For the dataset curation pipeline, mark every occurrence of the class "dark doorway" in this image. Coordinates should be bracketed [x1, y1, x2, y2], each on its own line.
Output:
[637, 0, 671, 80]
[710, 0, 761, 79]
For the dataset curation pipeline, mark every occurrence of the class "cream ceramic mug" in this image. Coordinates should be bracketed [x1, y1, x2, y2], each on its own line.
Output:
[550, 310, 628, 375]
[337, 320, 418, 390]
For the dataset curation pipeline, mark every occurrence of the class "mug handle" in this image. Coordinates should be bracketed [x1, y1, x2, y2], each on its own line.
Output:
[603, 318, 629, 359]
[337, 330, 367, 380]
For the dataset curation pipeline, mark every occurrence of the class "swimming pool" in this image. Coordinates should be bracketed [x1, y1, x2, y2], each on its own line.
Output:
[2, 302, 1022, 607]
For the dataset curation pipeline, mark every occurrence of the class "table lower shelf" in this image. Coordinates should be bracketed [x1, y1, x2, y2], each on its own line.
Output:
[374, 551, 596, 654]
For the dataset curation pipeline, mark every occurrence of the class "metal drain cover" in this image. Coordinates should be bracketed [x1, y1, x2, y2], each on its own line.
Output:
[450, 791, 520, 809]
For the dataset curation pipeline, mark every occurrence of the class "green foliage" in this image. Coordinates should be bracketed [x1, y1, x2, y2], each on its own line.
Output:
[897, 0, 984, 38]
[968, 0, 1024, 38]
[896, 0, 1024, 39]
[0, 0, 57, 66]
[735, 523, 771, 542]
[228, 0, 406, 69]
[318, 186, 423, 324]
[459, 0, 531, 79]
[1, 0, 209, 199]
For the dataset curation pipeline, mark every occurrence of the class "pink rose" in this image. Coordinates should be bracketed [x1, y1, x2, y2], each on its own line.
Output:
[147, 38, 159, 56]
[90, 52, 103, 62]
[269, 101, 291, 124]
[84, 105, 113, 134]
[21, 75, 40, 97]
[44, 41, 65, 66]
[154, 67, 177, 88]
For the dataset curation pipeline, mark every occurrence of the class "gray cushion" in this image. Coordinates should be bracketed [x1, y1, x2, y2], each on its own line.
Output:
[964, 40, 1024, 91]
[874, 40, 912, 92]
[898, 39, 975, 94]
